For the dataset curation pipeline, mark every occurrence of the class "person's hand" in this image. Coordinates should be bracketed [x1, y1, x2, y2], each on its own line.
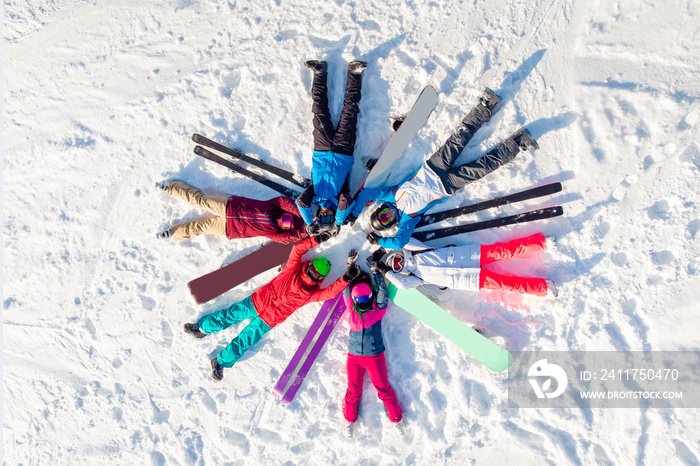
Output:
[330, 223, 341, 237]
[365, 255, 378, 273]
[306, 220, 320, 236]
[314, 231, 332, 244]
[366, 232, 380, 245]
[343, 213, 358, 226]
[343, 264, 360, 282]
[347, 249, 359, 267]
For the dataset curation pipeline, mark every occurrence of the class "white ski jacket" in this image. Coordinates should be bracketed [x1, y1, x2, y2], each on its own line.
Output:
[384, 238, 482, 291]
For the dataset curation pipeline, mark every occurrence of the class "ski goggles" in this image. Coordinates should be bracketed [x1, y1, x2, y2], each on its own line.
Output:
[280, 213, 294, 230]
[376, 206, 397, 227]
[353, 294, 371, 304]
[306, 263, 324, 282]
[391, 254, 405, 273]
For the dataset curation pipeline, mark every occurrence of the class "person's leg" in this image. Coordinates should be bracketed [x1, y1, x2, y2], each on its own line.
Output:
[332, 69, 363, 156]
[167, 181, 229, 217]
[169, 216, 226, 241]
[480, 233, 547, 266]
[364, 353, 402, 422]
[310, 67, 335, 152]
[426, 100, 492, 175]
[479, 269, 547, 297]
[215, 315, 272, 368]
[336, 179, 353, 212]
[198, 295, 258, 334]
[441, 136, 521, 194]
[343, 354, 366, 423]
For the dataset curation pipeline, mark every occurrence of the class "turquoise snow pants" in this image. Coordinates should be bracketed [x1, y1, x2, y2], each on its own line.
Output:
[197, 295, 272, 368]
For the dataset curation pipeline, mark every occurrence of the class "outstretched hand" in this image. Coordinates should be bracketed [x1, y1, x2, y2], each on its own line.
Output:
[347, 248, 359, 267]
[366, 232, 380, 245]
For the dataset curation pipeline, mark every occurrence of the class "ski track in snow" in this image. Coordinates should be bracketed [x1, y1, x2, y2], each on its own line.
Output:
[4, 0, 700, 464]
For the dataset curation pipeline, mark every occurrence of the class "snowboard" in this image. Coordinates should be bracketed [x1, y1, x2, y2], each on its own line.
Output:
[388, 284, 513, 371]
[187, 241, 294, 304]
[362, 86, 439, 189]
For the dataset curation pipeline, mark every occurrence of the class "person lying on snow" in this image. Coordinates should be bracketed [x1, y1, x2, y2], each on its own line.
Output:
[369, 233, 559, 298]
[155, 180, 308, 244]
[183, 234, 361, 381]
[295, 59, 368, 237]
[345, 88, 539, 250]
[340, 257, 403, 437]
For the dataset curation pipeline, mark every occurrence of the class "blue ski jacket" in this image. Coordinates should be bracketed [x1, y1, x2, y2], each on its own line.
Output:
[349, 171, 426, 250]
[296, 150, 354, 226]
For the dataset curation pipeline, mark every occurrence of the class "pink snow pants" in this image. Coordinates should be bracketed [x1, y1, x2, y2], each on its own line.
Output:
[479, 233, 548, 297]
[343, 353, 402, 423]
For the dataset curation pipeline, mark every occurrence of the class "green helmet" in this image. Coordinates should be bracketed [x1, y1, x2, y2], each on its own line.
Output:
[311, 257, 331, 277]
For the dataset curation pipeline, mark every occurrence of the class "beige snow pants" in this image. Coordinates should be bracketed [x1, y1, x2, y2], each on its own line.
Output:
[166, 181, 228, 241]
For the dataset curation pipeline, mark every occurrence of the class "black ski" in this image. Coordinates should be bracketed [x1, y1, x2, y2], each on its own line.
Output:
[416, 182, 563, 228]
[192, 133, 311, 188]
[194, 146, 302, 198]
[412, 206, 564, 242]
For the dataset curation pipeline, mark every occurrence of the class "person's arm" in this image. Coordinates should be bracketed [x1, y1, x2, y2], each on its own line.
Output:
[350, 187, 382, 217]
[268, 196, 302, 215]
[287, 236, 318, 267]
[309, 275, 351, 303]
[295, 201, 315, 226]
[264, 228, 308, 244]
[385, 271, 424, 290]
[372, 270, 390, 310]
[377, 216, 422, 250]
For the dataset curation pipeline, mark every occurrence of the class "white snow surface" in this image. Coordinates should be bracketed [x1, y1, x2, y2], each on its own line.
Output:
[4, 0, 700, 464]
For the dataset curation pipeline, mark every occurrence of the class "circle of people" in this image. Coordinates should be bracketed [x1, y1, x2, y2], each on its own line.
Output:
[158, 60, 556, 434]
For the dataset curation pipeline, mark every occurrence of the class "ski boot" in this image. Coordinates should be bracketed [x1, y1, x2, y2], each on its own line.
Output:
[183, 323, 207, 338]
[480, 87, 502, 114]
[393, 419, 406, 436]
[546, 280, 559, 298]
[211, 357, 224, 381]
[545, 236, 557, 251]
[348, 60, 368, 74]
[155, 180, 170, 191]
[342, 420, 355, 438]
[304, 60, 327, 74]
[156, 229, 171, 240]
[389, 116, 405, 132]
[511, 128, 539, 151]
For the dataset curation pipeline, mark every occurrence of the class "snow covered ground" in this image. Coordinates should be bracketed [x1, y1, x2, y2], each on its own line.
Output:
[4, 0, 700, 464]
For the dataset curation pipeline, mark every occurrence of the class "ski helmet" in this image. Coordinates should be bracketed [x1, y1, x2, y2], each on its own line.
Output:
[279, 213, 294, 230]
[382, 252, 405, 273]
[310, 257, 331, 277]
[351, 282, 373, 311]
[370, 203, 398, 231]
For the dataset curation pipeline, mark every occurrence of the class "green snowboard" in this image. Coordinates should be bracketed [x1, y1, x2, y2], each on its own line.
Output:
[388, 284, 513, 371]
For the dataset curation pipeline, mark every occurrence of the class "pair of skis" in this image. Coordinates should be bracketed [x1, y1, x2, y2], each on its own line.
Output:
[272, 294, 347, 404]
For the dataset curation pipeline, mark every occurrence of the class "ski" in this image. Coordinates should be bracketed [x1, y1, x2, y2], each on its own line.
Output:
[412, 206, 564, 242]
[277, 294, 347, 405]
[388, 285, 512, 371]
[416, 182, 563, 228]
[192, 133, 311, 188]
[272, 297, 338, 397]
[362, 86, 439, 190]
[187, 242, 294, 304]
[194, 145, 302, 198]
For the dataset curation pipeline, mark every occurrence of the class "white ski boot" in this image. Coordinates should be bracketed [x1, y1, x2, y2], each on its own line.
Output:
[546, 280, 559, 298]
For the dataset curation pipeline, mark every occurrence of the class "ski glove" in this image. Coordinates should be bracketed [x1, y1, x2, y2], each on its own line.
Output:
[365, 255, 378, 273]
[306, 221, 321, 236]
[343, 213, 358, 226]
[343, 264, 361, 282]
[347, 249, 359, 267]
[366, 232, 380, 245]
[314, 231, 332, 244]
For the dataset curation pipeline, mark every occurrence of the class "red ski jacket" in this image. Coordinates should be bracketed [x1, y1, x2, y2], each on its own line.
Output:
[252, 237, 350, 327]
[225, 195, 308, 244]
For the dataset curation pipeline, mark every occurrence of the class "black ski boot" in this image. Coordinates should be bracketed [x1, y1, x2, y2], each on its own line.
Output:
[211, 357, 224, 381]
[389, 116, 405, 132]
[480, 87, 502, 114]
[348, 60, 368, 74]
[183, 322, 207, 338]
[156, 229, 171, 240]
[304, 60, 327, 74]
[511, 128, 539, 151]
